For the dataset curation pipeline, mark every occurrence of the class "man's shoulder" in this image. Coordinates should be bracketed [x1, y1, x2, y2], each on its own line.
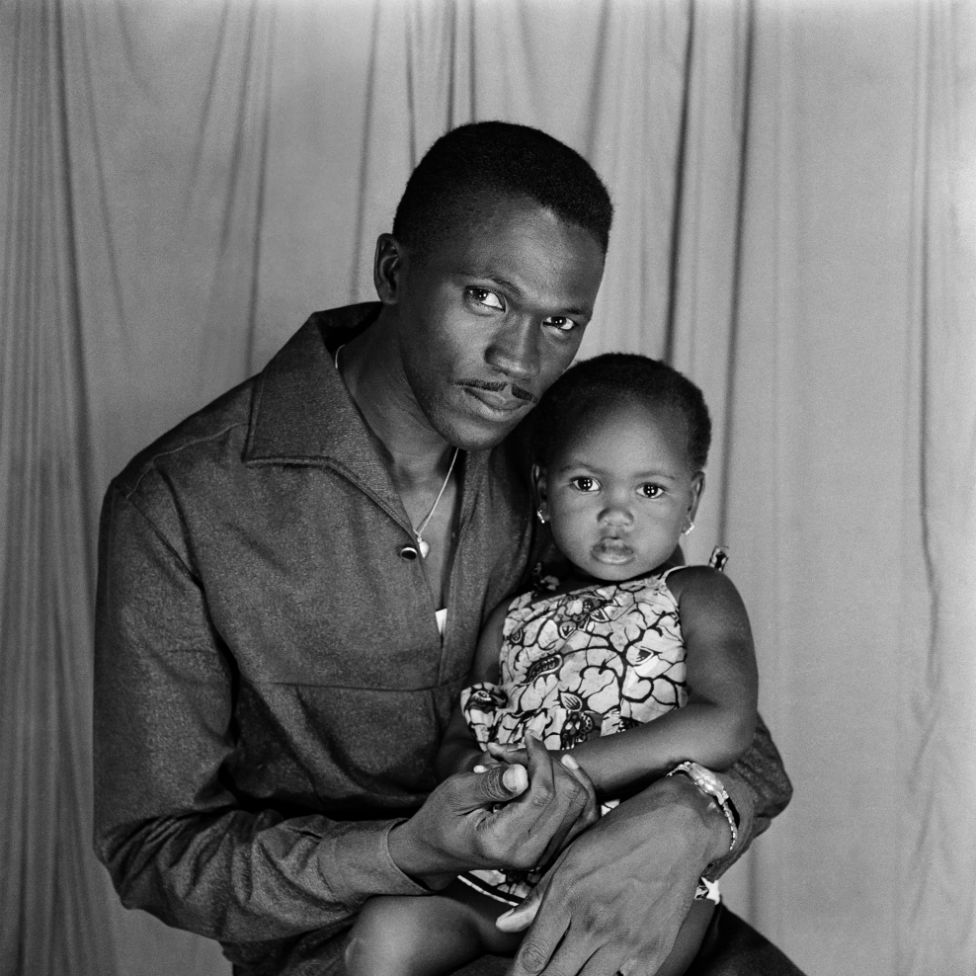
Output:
[110, 303, 382, 503]
[110, 376, 256, 504]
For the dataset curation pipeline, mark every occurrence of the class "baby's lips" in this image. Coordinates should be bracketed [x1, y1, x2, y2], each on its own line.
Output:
[594, 537, 632, 556]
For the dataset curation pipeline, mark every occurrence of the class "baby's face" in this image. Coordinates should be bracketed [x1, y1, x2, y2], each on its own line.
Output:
[538, 401, 702, 583]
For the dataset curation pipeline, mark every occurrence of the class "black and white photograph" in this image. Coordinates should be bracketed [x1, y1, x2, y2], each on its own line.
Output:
[1, 2, 973, 975]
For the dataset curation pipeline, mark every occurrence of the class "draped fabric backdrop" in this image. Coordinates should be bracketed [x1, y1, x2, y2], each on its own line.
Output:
[2, 1, 973, 974]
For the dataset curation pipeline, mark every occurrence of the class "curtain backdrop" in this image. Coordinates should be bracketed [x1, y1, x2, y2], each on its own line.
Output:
[2, 1, 973, 975]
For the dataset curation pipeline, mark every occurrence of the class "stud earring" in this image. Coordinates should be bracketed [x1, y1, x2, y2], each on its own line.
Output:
[682, 520, 695, 535]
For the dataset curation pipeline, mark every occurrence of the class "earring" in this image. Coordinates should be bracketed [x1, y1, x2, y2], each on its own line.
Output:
[536, 507, 549, 525]
[682, 520, 695, 535]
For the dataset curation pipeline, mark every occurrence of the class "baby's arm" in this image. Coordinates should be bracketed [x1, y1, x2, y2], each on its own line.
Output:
[567, 566, 758, 798]
[435, 603, 508, 780]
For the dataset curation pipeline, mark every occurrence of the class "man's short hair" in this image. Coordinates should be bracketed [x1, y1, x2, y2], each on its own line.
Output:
[393, 121, 613, 255]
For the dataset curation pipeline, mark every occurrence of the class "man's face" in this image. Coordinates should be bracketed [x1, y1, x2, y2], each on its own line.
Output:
[383, 193, 606, 451]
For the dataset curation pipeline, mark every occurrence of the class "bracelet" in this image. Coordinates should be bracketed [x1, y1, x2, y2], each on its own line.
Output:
[666, 760, 739, 853]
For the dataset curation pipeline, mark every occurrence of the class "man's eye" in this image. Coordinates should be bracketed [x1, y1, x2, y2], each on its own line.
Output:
[466, 287, 505, 311]
[570, 476, 599, 492]
[639, 483, 665, 499]
[543, 315, 578, 333]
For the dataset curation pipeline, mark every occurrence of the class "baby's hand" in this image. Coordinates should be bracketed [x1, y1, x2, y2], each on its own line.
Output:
[484, 741, 573, 774]
[484, 741, 529, 767]
[471, 749, 503, 772]
[480, 740, 594, 870]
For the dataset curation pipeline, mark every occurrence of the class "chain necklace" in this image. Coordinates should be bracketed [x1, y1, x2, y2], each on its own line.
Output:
[411, 447, 459, 558]
[334, 344, 459, 559]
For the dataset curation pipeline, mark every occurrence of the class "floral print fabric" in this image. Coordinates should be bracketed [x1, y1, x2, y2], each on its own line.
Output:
[456, 569, 719, 906]
[461, 571, 688, 753]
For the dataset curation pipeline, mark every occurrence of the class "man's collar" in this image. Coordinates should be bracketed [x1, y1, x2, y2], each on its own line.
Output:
[242, 303, 492, 521]
[244, 303, 381, 465]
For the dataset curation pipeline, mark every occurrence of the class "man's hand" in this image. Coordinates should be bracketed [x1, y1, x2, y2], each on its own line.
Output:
[497, 774, 729, 976]
[388, 737, 598, 890]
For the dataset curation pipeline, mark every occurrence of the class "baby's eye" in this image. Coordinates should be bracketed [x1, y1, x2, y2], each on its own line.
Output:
[542, 315, 579, 333]
[639, 483, 665, 499]
[569, 476, 600, 492]
[465, 287, 505, 311]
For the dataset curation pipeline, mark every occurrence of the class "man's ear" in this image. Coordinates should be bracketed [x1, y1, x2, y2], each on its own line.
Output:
[373, 233, 404, 304]
[531, 463, 550, 521]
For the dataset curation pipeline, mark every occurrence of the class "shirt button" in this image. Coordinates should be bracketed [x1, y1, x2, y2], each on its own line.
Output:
[399, 544, 420, 561]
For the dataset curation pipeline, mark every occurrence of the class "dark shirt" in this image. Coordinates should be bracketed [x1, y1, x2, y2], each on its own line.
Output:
[93, 305, 791, 974]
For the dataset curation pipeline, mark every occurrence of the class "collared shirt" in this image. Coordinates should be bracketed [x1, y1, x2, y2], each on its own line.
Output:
[94, 304, 792, 975]
[94, 305, 536, 969]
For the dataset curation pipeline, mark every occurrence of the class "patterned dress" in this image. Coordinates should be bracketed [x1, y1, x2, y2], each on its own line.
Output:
[462, 570, 687, 754]
[458, 569, 717, 904]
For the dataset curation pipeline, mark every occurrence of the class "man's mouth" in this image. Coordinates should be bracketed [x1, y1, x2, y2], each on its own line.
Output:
[458, 382, 537, 418]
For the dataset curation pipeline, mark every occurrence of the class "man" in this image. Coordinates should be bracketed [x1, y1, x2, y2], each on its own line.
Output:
[95, 121, 800, 976]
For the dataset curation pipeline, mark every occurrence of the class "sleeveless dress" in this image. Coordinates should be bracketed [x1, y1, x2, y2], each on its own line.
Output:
[458, 569, 717, 905]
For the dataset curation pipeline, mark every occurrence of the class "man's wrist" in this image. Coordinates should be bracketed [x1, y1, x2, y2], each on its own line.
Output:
[386, 819, 454, 891]
[666, 760, 739, 854]
[656, 769, 736, 867]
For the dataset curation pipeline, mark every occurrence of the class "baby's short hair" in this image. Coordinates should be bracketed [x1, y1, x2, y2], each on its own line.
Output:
[531, 353, 712, 471]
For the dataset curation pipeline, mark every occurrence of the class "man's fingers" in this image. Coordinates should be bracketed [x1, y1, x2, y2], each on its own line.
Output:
[474, 761, 529, 802]
[495, 890, 542, 933]
[531, 752, 598, 867]
[557, 752, 598, 820]
[522, 736, 554, 788]
[488, 739, 597, 870]
[510, 886, 637, 976]
[563, 943, 620, 976]
[551, 753, 600, 842]
[502, 738, 557, 828]
[507, 893, 568, 976]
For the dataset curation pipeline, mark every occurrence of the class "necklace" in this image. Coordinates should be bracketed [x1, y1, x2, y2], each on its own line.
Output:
[334, 344, 459, 559]
[413, 447, 459, 558]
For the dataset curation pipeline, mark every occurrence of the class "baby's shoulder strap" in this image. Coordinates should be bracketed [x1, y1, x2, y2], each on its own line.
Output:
[659, 545, 730, 589]
[659, 565, 687, 582]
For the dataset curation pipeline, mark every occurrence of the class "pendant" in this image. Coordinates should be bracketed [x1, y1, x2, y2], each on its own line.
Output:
[418, 538, 430, 559]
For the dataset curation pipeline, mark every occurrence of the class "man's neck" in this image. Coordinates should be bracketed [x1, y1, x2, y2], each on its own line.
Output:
[337, 317, 450, 487]
[337, 318, 462, 604]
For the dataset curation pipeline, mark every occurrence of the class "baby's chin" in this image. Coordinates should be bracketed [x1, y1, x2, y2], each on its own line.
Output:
[566, 558, 662, 586]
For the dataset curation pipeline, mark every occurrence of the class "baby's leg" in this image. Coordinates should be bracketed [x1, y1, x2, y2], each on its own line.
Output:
[343, 880, 521, 976]
[654, 900, 716, 976]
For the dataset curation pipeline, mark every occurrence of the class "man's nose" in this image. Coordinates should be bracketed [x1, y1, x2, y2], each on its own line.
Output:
[484, 319, 540, 380]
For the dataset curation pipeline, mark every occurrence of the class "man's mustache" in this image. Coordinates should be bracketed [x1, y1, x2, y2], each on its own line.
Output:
[457, 379, 538, 404]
